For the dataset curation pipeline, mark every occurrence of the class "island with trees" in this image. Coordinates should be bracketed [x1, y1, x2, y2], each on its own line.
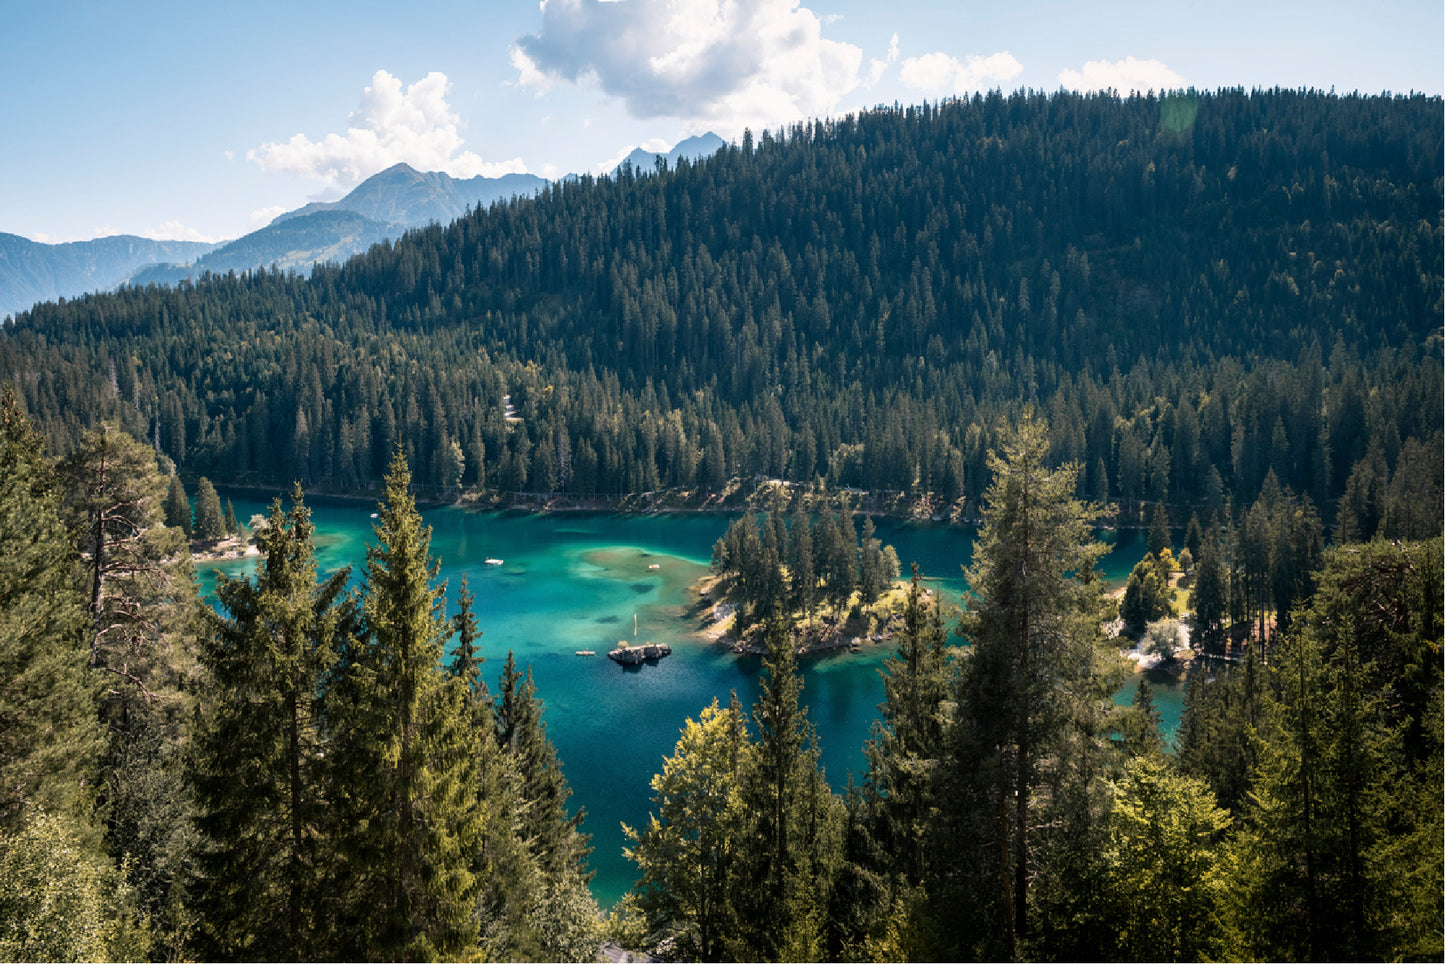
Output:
[0, 87, 1439, 961]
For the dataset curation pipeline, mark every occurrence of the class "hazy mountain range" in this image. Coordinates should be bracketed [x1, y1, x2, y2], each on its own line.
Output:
[2, 132, 727, 320]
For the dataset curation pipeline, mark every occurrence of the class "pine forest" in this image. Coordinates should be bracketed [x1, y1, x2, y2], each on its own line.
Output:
[0, 88, 1440, 961]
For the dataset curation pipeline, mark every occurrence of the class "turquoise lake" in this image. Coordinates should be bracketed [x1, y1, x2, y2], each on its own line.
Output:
[201, 494, 1178, 909]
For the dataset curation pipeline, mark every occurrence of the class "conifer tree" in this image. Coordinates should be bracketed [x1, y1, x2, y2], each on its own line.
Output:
[191, 487, 358, 960]
[943, 415, 1111, 958]
[736, 619, 845, 961]
[58, 422, 202, 954]
[0, 387, 104, 832]
[327, 452, 481, 960]
[194, 477, 225, 542]
[1148, 502, 1171, 558]
[860, 567, 951, 887]
[163, 474, 191, 537]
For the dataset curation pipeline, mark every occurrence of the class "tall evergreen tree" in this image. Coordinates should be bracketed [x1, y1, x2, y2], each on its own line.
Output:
[163, 474, 191, 537]
[191, 487, 358, 960]
[194, 477, 225, 542]
[941, 415, 1112, 958]
[859, 566, 951, 888]
[0, 387, 104, 832]
[327, 452, 482, 960]
[58, 422, 202, 955]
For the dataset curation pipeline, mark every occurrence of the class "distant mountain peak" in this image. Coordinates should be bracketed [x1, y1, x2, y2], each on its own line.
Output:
[613, 132, 727, 174]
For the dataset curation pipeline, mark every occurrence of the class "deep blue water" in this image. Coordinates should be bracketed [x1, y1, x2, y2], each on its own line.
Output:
[201, 494, 1176, 909]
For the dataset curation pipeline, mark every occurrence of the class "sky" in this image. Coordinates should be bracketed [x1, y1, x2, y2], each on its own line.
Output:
[5, 0, 1440, 245]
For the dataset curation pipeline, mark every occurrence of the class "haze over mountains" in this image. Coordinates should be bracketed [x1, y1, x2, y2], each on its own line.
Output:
[1, 132, 727, 320]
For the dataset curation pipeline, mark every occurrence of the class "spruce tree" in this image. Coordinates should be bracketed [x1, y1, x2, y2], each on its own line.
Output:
[192, 487, 358, 959]
[0, 387, 104, 832]
[163, 474, 191, 537]
[736, 619, 845, 961]
[944, 415, 1112, 958]
[194, 476, 225, 542]
[860, 566, 950, 887]
[327, 452, 482, 960]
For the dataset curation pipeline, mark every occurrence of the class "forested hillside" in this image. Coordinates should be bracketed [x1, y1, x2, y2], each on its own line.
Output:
[2, 88, 1439, 540]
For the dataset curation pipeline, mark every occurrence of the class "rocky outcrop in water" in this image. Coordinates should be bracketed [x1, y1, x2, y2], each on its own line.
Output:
[607, 643, 671, 666]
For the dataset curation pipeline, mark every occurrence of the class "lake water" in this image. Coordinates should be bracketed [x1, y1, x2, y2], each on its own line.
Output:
[201, 494, 1178, 909]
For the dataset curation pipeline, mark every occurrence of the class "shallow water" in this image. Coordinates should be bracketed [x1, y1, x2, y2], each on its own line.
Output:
[202, 494, 1172, 908]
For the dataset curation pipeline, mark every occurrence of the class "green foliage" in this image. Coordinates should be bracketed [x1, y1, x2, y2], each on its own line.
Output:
[2, 92, 1436, 539]
[327, 452, 483, 960]
[1117, 678, 1165, 760]
[191, 488, 358, 959]
[0, 388, 103, 833]
[163, 474, 191, 536]
[57, 422, 202, 955]
[0, 811, 150, 963]
[193, 477, 225, 541]
[622, 699, 750, 960]
[859, 567, 951, 888]
[1102, 757, 1230, 961]
[943, 415, 1114, 958]
[1120, 558, 1171, 638]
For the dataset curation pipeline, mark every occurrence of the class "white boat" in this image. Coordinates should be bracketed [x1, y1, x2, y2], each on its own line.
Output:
[648, 563, 660, 570]
[485, 558, 504, 566]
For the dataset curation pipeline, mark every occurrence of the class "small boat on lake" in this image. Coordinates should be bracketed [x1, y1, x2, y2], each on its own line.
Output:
[648, 563, 660, 570]
[485, 558, 504, 566]
[576, 650, 596, 656]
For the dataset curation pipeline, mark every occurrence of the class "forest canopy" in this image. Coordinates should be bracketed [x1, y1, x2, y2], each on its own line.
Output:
[0, 88, 1439, 540]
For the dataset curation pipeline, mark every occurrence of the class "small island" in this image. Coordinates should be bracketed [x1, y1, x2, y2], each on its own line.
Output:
[607, 641, 672, 666]
[694, 508, 917, 656]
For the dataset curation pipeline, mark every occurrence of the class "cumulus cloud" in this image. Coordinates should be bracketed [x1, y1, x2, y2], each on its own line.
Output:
[864, 31, 900, 88]
[248, 206, 287, 230]
[511, 0, 867, 135]
[1058, 56, 1186, 94]
[898, 50, 1023, 95]
[142, 221, 222, 244]
[248, 70, 530, 186]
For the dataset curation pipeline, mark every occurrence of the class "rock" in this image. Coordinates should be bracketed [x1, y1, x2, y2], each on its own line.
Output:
[608, 643, 672, 666]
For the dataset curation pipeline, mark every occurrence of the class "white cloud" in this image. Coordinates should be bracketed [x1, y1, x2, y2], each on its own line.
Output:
[511, 0, 867, 137]
[864, 31, 901, 88]
[248, 70, 531, 187]
[143, 220, 222, 244]
[1058, 56, 1186, 94]
[249, 206, 287, 229]
[898, 50, 1022, 95]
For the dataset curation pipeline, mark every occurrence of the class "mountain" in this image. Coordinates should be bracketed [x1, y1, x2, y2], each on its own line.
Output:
[128, 165, 551, 290]
[273, 165, 548, 229]
[614, 132, 727, 173]
[0, 232, 215, 320]
[127, 209, 399, 287]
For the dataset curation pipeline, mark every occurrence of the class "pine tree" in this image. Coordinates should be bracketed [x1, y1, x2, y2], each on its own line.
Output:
[224, 498, 239, 537]
[943, 415, 1111, 958]
[327, 452, 482, 960]
[194, 477, 225, 542]
[58, 422, 201, 954]
[860, 566, 951, 887]
[736, 618, 845, 961]
[0, 387, 104, 832]
[1191, 531, 1228, 655]
[1148, 502, 1171, 558]
[163, 474, 191, 537]
[191, 487, 358, 960]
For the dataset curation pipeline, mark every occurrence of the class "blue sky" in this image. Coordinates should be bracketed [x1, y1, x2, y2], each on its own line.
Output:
[5, 0, 1440, 245]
